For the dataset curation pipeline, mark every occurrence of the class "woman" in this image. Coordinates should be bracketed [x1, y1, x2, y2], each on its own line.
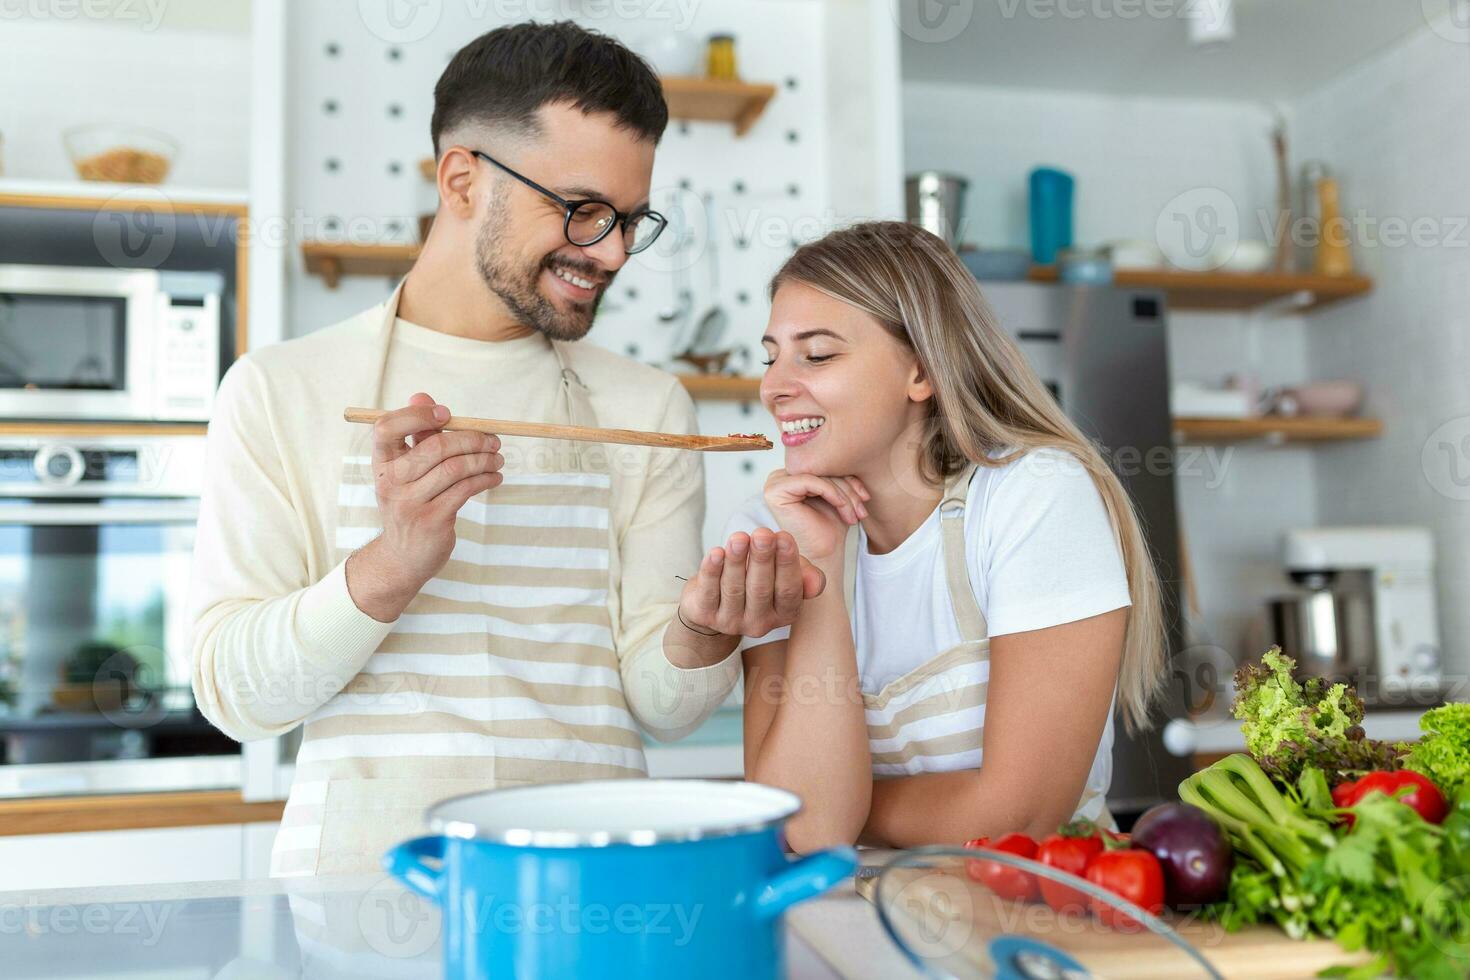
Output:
[680, 222, 1164, 854]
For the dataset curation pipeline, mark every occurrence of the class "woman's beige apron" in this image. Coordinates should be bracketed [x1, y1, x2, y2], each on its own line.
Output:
[844, 462, 1112, 827]
[271, 288, 647, 876]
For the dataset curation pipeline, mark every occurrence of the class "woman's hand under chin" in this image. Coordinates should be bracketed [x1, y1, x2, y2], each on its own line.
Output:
[763, 469, 870, 564]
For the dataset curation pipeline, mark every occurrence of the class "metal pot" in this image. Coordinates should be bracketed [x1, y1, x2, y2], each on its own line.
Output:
[385, 779, 856, 980]
[1268, 575, 1376, 689]
[905, 172, 969, 247]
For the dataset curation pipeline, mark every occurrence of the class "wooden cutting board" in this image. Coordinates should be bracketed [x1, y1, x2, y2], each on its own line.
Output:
[849, 858, 1374, 980]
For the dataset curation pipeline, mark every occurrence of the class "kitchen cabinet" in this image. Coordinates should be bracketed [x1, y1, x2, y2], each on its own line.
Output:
[0, 824, 247, 891]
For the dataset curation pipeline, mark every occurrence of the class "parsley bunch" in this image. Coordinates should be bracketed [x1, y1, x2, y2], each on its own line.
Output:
[1197, 766, 1470, 978]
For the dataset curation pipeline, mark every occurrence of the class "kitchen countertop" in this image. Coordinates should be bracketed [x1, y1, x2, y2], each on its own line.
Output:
[0, 856, 1373, 979]
[0, 873, 859, 979]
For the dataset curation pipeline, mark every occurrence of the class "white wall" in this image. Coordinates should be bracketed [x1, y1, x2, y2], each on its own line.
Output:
[0, 16, 250, 189]
[1291, 24, 1470, 678]
[901, 80, 1322, 659]
[902, 82, 1281, 254]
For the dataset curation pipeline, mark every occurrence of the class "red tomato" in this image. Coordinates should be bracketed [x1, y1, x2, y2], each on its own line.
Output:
[963, 832, 1041, 902]
[1336, 771, 1447, 826]
[1084, 849, 1165, 930]
[1037, 831, 1106, 913]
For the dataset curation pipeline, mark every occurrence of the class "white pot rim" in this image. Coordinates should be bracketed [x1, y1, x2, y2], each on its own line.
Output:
[428, 778, 804, 848]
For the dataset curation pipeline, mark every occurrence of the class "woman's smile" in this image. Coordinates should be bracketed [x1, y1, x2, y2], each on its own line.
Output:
[778, 413, 826, 447]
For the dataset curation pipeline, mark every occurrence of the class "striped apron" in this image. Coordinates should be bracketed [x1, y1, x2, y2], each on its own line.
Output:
[271, 289, 648, 877]
[845, 462, 1112, 828]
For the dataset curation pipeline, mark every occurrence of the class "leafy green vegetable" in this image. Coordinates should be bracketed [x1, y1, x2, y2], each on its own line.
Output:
[1190, 760, 1470, 979]
[1231, 648, 1402, 786]
[1401, 702, 1470, 799]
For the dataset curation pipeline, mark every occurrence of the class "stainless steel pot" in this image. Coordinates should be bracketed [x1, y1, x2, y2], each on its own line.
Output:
[905, 172, 969, 247]
[1268, 572, 1376, 689]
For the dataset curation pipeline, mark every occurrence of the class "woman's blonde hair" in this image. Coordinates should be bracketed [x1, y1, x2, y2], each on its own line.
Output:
[770, 221, 1166, 732]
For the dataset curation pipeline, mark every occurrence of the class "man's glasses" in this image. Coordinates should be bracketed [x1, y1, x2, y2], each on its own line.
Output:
[471, 149, 667, 255]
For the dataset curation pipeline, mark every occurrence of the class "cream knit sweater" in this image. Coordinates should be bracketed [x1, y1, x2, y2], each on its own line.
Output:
[189, 299, 741, 753]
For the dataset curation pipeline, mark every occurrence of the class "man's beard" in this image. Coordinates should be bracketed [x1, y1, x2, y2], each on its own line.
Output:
[474, 199, 608, 342]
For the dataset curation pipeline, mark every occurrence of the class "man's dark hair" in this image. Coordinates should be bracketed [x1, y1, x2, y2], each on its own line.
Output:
[431, 20, 668, 154]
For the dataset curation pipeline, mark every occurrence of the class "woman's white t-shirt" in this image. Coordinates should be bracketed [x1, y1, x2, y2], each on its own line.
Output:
[724, 448, 1132, 814]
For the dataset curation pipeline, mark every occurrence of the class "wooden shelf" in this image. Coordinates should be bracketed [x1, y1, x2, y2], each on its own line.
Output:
[1027, 265, 1372, 313]
[661, 76, 778, 137]
[0, 420, 207, 438]
[1173, 416, 1383, 444]
[302, 241, 418, 288]
[0, 790, 284, 836]
[676, 374, 762, 401]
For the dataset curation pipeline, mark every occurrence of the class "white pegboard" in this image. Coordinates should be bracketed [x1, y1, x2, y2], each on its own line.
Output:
[284, 0, 838, 547]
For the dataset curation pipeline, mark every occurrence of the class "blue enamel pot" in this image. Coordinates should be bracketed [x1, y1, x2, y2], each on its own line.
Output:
[384, 779, 857, 980]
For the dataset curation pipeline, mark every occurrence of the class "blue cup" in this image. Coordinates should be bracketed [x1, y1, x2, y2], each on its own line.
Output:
[1029, 167, 1075, 265]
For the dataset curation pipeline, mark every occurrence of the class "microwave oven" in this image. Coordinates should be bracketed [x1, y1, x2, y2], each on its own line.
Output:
[0, 264, 223, 423]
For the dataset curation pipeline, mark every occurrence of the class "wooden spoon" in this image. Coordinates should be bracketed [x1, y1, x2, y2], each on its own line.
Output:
[344, 408, 771, 452]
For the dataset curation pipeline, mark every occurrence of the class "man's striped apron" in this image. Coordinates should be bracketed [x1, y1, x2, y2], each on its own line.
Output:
[271, 289, 646, 876]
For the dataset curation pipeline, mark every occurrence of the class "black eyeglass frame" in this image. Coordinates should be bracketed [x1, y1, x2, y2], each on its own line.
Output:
[470, 149, 667, 254]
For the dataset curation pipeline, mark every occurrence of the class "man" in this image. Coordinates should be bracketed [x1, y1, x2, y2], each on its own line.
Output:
[190, 21, 818, 876]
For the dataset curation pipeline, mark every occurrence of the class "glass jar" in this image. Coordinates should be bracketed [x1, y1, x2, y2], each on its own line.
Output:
[706, 34, 737, 80]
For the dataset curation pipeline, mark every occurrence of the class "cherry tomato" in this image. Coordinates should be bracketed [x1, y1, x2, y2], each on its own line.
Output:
[1336, 770, 1448, 826]
[1037, 827, 1106, 913]
[963, 832, 1041, 902]
[1084, 849, 1165, 930]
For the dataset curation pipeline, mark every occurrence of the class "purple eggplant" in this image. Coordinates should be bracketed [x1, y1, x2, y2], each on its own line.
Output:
[1130, 802, 1233, 909]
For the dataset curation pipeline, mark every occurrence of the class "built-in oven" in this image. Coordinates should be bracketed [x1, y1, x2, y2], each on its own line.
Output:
[0, 435, 236, 797]
[0, 264, 222, 423]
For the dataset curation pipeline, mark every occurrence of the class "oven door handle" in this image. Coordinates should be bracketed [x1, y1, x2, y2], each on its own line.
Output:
[0, 502, 200, 525]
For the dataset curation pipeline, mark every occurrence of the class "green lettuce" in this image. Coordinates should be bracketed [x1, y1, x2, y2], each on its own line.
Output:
[1231, 648, 1401, 787]
[1402, 703, 1470, 799]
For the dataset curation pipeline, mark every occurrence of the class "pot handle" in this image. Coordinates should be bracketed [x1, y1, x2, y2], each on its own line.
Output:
[755, 846, 858, 920]
[383, 835, 447, 903]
